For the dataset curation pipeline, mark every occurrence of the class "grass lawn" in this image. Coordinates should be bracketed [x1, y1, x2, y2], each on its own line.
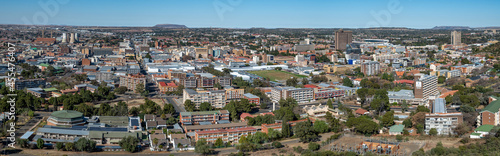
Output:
[247, 70, 307, 81]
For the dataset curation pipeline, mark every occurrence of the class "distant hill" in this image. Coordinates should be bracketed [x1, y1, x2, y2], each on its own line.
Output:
[154, 24, 187, 28]
[432, 26, 470, 30]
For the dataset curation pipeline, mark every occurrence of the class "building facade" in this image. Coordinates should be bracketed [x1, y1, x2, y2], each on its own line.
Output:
[119, 74, 146, 92]
[179, 110, 230, 125]
[183, 89, 227, 108]
[361, 61, 380, 76]
[335, 29, 353, 51]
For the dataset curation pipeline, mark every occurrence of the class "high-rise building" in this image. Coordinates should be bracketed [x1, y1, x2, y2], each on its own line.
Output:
[335, 29, 353, 51]
[360, 61, 380, 76]
[69, 33, 75, 43]
[61, 33, 67, 43]
[414, 74, 439, 103]
[75, 33, 78, 41]
[451, 31, 461, 45]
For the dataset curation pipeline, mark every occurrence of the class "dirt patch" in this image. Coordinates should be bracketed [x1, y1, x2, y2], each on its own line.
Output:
[109, 98, 165, 109]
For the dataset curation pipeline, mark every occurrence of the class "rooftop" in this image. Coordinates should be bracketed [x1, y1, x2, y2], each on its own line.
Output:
[475, 124, 494, 132]
[51, 110, 83, 119]
[482, 96, 500, 113]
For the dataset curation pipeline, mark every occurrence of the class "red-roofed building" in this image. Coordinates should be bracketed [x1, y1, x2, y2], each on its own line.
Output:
[394, 80, 415, 87]
[304, 84, 320, 89]
[240, 113, 252, 121]
[194, 127, 258, 143]
[355, 108, 369, 115]
[158, 81, 177, 93]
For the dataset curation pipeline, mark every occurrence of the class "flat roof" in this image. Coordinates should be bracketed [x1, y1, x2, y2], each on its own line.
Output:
[184, 122, 247, 130]
[195, 127, 257, 135]
[51, 110, 83, 119]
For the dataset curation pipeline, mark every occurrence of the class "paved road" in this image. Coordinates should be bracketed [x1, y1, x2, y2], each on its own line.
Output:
[15, 112, 51, 137]
[166, 97, 186, 112]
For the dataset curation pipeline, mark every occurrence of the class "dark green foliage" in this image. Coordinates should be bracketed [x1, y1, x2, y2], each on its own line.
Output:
[36, 138, 44, 149]
[342, 77, 353, 87]
[56, 142, 64, 151]
[313, 120, 330, 133]
[380, 111, 395, 127]
[119, 136, 140, 153]
[184, 99, 195, 112]
[195, 138, 212, 155]
[308, 142, 320, 151]
[272, 141, 283, 148]
[246, 114, 275, 126]
[75, 138, 96, 152]
[293, 119, 319, 143]
[346, 117, 379, 135]
[199, 102, 213, 111]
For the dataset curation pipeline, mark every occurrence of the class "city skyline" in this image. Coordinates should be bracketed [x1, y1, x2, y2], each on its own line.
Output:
[0, 0, 499, 28]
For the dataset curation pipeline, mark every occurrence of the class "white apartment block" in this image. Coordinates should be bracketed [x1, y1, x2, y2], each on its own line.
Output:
[183, 89, 227, 108]
[271, 87, 314, 104]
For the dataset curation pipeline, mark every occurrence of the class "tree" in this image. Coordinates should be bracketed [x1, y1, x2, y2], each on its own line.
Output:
[403, 118, 412, 128]
[286, 77, 298, 86]
[346, 117, 379, 135]
[412, 112, 427, 127]
[115, 86, 128, 94]
[308, 142, 320, 151]
[327, 99, 334, 109]
[75, 138, 96, 152]
[163, 103, 176, 115]
[454, 123, 471, 137]
[294, 119, 319, 143]
[56, 142, 64, 151]
[343, 77, 353, 87]
[37, 138, 44, 149]
[18, 139, 29, 148]
[396, 135, 403, 142]
[214, 138, 224, 147]
[195, 138, 212, 155]
[416, 105, 430, 113]
[65, 143, 74, 151]
[282, 121, 291, 138]
[200, 102, 213, 111]
[438, 76, 446, 84]
[119, 136, 140, 153]
[429, 128, 438, 136]
[153, 138, 159, 147]
[184, 100, 195, 112]
[272, 141, 283, 148]
[268, 128, 282, 141]
[313, 120, 330, 133]
[381, 111, 395, 127]
[302, 78, 309, 85]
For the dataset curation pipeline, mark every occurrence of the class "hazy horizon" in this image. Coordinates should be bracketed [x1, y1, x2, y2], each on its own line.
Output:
[1, 0, 499, 29]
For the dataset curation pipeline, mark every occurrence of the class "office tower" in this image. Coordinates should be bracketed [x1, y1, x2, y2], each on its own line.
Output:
[414, 74, 438, 102]
[69, 33, 75, 43]
[360, 61, 380, 76]
[62, 33, 67, 43]
[451, 31, 461, 45]
[75, 33, 78, 41]
[335, 29, 353, 51]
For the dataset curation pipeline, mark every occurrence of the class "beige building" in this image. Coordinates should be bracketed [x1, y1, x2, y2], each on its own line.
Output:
[183, 89, 227, 108]
[451, 31, 462, 45]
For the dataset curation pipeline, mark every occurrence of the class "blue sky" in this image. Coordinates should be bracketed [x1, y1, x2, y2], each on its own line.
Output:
[0, 0, 499, 28]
